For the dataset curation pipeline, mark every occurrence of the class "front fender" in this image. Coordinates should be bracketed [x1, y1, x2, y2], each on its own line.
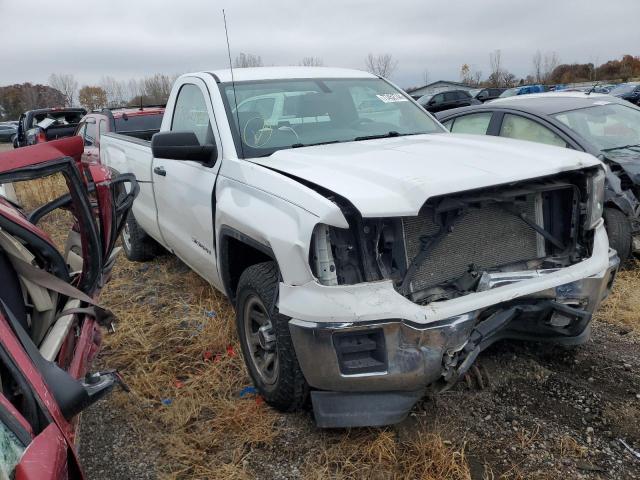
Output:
[215, 169, 347, 286]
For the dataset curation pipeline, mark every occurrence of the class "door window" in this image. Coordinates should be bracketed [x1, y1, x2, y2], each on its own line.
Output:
[444, 92, 457, 102]
[432, 94, 444, 104]
[449, 112, 493, 135]
[499, 114, 567, 147]
[171, 84, 213, 145]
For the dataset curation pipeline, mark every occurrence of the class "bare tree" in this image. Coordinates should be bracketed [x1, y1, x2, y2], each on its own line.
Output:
[472, 70, 482, 87]
[100, 76, 127, 107]
[299, 57, 324, 67]
[532, 50, 543, 83]
[141, 74, 175, 104]
[542, 51, 560, 83]
[234, 53, 263, 68]
[460, 64, 472, 85]
[364, 53, 398, 78]
[489, 50, 503, 87]
[48, 73, 78, 106]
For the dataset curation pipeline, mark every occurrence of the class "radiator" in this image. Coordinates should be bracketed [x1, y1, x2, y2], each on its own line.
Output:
[402, 195, 543, 293]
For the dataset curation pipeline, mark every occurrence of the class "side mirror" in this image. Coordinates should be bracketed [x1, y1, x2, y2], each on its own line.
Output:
[428, 99, 436, 106]
[151, 131, 217, 164]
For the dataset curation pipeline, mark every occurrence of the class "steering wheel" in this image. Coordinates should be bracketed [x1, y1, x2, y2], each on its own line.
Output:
[242, 115, 273, 148]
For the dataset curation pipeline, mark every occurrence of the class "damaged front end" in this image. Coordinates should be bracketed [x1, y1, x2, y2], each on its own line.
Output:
[295, 167, 618, 428]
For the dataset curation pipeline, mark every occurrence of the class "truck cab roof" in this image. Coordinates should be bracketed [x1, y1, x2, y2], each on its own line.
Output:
[203, 66, 378, 83]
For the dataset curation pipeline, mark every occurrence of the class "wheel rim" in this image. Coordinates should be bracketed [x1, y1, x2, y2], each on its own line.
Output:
[243, 295, 278, 385]
[122, 221, 132, 252]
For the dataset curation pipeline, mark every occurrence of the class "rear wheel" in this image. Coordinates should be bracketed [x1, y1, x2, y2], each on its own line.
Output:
[121, 212, 159, 262]
[235, 261, 308, 411]
[603, 207, 631, 264]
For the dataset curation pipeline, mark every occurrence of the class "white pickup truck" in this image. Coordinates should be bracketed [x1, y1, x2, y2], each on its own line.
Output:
[102, 67, 618, 428]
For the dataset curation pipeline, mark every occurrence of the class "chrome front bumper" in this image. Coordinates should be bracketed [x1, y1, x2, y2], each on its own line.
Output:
[287, 237, 618, 427]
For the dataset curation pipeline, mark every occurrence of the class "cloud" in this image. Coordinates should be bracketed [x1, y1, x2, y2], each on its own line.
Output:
[0, 0, 636, 88]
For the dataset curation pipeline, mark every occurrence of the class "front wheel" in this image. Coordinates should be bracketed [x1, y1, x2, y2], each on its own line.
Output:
[603, 207, 631, 264]
[235, 261, 308, 411]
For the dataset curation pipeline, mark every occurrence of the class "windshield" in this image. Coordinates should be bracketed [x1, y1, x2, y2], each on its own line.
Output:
[553, 103, 640, 151]
[499, 88, 518, 98]
[0, 419, 25, 478]
[220, 78, 443, 158]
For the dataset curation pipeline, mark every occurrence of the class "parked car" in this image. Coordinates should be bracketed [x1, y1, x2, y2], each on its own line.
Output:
[13, 108, 87, 149]
[498, 85, 546, 98]
[0, 136, 138, 478]
[103, 67, 617, 428]
[0, 123, 17, 143]
[417, 89, 481, 112]
[609, 82, 640, 105]
[472, 87, 507, 102]
[75, 106, 165, 163]
[436, 92, 640, 262]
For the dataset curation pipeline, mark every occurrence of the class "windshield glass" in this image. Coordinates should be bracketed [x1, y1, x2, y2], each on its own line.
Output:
[608, 84, 636, 95]
[553, 103, 640, 151]
[220, 78, 443, 158]
[499, 88, 518, 98]
[0, 420, 25, 478]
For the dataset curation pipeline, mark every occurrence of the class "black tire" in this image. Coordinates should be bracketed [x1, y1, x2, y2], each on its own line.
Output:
[121, 212, 158, 262]
[603, 207, 631, 264]
[235, 261, 308, 411]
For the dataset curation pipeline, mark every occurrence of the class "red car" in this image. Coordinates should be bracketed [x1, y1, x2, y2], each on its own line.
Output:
[75, 106, 165, 164]
[0, 136, 137, 479]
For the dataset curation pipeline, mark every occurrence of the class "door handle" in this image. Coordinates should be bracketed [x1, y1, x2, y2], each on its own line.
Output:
[153, 166, 166, 177]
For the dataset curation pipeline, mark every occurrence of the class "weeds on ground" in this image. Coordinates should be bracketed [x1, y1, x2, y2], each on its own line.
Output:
[596, 260, 640, 333]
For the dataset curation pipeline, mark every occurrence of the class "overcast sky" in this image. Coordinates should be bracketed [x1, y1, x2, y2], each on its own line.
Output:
[0, 0, 637, 89]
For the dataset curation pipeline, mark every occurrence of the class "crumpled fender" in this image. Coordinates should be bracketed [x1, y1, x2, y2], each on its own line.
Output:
[603, 164, 640, 218]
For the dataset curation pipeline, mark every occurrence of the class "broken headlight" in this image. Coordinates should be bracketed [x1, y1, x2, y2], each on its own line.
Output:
[585, 168, 605, 230]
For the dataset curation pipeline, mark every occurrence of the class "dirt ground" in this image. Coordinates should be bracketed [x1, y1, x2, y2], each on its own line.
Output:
[2, 141, 639, 479]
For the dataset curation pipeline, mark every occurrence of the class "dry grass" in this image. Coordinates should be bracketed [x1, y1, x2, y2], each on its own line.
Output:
[12, 174, 74, 250]
[305, 429, 471, 480]
[596, 260, 640, 333]
[97, 256, 473, 479]
[556, 435, 588, 459]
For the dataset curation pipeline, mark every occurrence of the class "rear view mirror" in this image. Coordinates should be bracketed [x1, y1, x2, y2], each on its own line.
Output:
[151, 131, 217, 163]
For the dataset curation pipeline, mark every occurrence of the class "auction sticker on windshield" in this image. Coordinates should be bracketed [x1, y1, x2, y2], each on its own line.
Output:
[376, 93, 408, 103]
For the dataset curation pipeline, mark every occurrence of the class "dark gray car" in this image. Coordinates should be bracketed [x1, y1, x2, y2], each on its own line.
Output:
[436, 92, 640, 262]
[418, 89, 482, 113]
[0, 124, 17, 143]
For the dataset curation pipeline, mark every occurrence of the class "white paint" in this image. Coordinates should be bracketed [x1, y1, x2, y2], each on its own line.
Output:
[101, 68, 606, 313]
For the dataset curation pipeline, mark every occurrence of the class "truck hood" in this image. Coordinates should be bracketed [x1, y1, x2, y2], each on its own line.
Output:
[250, 133, 600, 217]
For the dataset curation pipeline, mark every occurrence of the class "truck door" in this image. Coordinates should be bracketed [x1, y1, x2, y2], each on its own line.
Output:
[151, 79, 222, 285]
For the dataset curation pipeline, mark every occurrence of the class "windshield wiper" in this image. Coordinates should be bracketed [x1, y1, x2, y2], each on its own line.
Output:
[354, 131, 400, 141]
[601, 143, 640, 152]
[291, 140, 341, 148]
[354, 131, 423, 141]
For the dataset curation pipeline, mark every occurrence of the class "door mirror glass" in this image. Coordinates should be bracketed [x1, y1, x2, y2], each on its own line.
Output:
[151, 131, 217, 163]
